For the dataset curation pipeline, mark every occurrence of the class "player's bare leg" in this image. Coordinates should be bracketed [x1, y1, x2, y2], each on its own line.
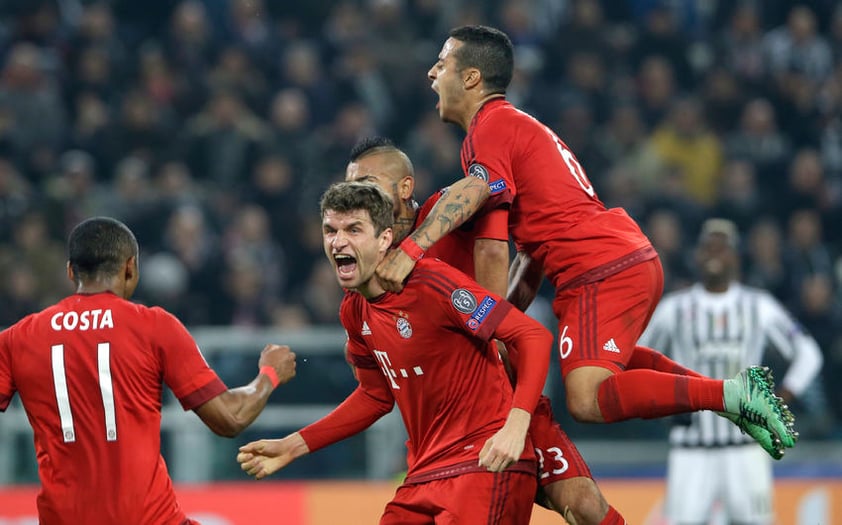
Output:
[541, 477, 611, 525]
[563, 366, 613, 423]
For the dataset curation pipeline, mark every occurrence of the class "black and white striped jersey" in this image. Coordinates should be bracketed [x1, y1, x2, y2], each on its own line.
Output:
[639, 282, 824, 448]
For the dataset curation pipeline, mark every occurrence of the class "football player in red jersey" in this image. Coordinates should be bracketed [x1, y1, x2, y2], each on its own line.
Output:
[238, 181, 552, 524]
[373, 25, 797, 524]
[345, 136, 612, 523]
[0, 216, 296, 525]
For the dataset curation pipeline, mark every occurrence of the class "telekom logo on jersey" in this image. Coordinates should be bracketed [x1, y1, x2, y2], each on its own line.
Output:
[50, 309, 114, 331]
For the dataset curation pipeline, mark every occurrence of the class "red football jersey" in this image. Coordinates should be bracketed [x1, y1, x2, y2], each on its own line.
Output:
[0, 292, 226, 525]
[339, 258, 534, 478]
[462, 99, 653, 290]
[419, 189, 508, 277]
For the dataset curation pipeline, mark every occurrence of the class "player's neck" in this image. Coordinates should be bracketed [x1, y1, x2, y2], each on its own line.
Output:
[75, 278, 124, 297]
[392, 200, 419, 244]
[358, 275, 387, 300]
[703, 281, 730, 293]
[459, 93, 504, 130]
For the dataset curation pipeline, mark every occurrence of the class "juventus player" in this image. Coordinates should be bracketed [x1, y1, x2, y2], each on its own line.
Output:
[640, 219, 823, 524]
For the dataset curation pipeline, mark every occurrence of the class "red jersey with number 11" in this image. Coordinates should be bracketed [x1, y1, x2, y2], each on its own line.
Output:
[0, 292, 226, 525]
[462, 98, 655, 290]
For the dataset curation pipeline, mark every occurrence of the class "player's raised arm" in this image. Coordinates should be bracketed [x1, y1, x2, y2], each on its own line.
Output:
[193, 344, 296, 437]
[376, 176, 490, 291]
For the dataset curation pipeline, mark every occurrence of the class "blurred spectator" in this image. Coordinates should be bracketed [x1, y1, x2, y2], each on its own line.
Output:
[649, 96, 723, 205]
[206, 44, 269, 111]
[744, 218, 789, 301]
[784, 209, 835, 304]
[42, 149, 108, 238]
[297, 259, 346, 325]
[0, 42, 67, 180]
[717, 4, 766, 86]
[643, 208, 693, 292]
[596, 102, 665, 193]
[181, 88, 270, 191]
[635, 55, 678, 128]
[699, 67, 746, 134]
[154, 204, 225, 325]
[710, 159, 766, 233]
[542, 0, 612, 82]
[0, 157, 32, 242]
[222, 203, 287, 303]
[631, 3, 694, 88]
[404, 112, 463, 195]
[724, 97, 792, 190]
[763, 5, 833, 85]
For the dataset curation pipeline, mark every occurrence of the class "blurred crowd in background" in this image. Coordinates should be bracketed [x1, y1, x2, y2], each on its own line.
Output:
[0, 0, 840, 438]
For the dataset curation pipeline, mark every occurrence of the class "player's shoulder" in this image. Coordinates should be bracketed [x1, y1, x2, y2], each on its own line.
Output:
[732, 283, 778, 304]
[659, 285, 695, 306]
[339, 289, 366, 317]
[412, 258, 462, 282]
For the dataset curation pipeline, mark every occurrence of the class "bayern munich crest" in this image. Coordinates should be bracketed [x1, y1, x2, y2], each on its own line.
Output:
[396, 317, 413, 339]
[451, 288, 478, 314]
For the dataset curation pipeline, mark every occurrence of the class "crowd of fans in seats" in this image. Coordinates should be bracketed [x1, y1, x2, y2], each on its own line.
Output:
[0, 0, 840, 436]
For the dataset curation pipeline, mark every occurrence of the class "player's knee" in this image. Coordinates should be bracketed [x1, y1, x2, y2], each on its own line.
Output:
[545, 477, 609, 525]
[565, 390, 601, 422]
[564, 367, 612, 422]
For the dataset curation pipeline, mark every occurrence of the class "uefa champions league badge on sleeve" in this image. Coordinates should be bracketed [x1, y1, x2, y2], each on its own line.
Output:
[451, 288, 478, 314]
[468, 163, 489, 181]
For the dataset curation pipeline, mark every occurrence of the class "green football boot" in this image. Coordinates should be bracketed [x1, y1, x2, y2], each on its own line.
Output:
[723, 366, 798, 450]
[717, 411, 785, 460]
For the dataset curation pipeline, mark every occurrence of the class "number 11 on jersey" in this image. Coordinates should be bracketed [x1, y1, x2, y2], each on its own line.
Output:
[51, 342, 118, 443]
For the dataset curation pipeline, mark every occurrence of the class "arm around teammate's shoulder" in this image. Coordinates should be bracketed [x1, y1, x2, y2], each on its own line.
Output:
[194, 344, 296, 437]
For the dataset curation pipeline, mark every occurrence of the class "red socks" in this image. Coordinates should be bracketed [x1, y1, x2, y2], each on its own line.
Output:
[596, 369, 725, 422]
[628, 346, 704, 378]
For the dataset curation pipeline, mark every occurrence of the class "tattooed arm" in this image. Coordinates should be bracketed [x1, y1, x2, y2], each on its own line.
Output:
[375, 176, 491, 291]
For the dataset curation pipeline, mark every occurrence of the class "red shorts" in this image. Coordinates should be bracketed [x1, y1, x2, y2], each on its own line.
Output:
[530, 396, 593, 486]
[552, 257, 663, 378]
[381, 471, 536, 525]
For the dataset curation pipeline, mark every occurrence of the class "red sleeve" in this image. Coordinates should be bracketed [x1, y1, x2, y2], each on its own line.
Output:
[492, 309, 552, 413]
[299, 366, 394, 452]
[0, 329, 13, 411]
[420, 261, 513, 341]
[463, 116, 515, 213]
[472, 208, 509, 241]
[153, 308, 227, 410]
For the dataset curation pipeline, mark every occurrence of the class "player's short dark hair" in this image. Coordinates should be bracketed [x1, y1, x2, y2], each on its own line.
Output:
[68, 217, 139, 282]
[320, 181, 394, 235]
[449, 25, 513, 94]
[349, 136, 397, 162]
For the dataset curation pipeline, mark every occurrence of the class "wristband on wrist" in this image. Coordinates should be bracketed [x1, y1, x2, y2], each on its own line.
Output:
[259, 365, 280, 388]
[399, 237, 425, 261]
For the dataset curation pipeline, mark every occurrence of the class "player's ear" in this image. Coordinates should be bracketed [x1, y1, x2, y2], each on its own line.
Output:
[398, 176, 414, 201]
[124, 255, 138, 282]
[66, 261, 75, 284]
[380, 228, 393, 251]
[463, 67, 481, 89]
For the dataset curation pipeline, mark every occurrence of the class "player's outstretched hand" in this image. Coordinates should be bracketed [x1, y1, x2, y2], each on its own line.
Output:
[478, 408, 531, 472]
[238, 432, 309, 480]
[259, 344, 297, 386]
[375, 248, 415, 292]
